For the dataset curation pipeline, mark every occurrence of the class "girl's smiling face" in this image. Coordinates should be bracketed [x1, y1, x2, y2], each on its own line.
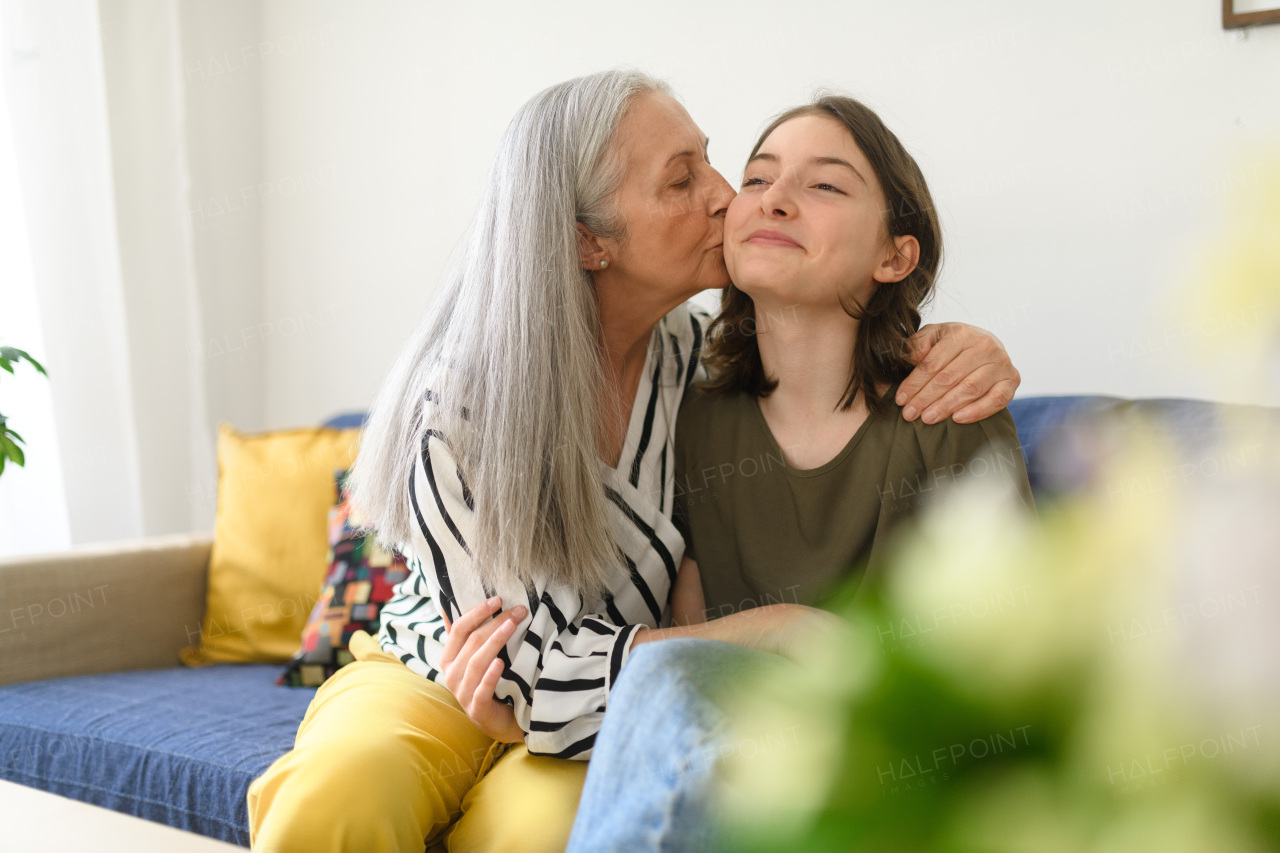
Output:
[724, 113, 917, 311]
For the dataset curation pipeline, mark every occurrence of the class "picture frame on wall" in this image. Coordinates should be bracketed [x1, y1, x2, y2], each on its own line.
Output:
[1222, 0, 1280, 28]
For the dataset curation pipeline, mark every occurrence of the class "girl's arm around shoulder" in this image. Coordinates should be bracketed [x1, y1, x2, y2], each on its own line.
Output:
[670, 556, 707, 627]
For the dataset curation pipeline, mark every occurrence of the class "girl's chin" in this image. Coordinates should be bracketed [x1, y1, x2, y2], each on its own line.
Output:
[728, 276, 783, 299]
[732, 282, 825, 312]
[725, 259, 795, 285]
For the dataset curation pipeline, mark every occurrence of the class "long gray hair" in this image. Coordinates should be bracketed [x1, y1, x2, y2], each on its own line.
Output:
[347, 69, 671, 600]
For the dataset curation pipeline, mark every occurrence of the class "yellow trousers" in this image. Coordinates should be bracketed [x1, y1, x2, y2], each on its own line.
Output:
[247, 630, 588, 852]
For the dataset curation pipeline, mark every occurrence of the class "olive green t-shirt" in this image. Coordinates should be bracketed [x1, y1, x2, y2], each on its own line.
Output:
[672, 381, 1035, 618]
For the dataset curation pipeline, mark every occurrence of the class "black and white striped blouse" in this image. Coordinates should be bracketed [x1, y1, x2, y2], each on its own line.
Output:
[377, 301, 709, 760]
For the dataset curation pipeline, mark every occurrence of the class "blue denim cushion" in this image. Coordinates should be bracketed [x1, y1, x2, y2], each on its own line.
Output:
[0, 664, 315, 847]
[1009, 394, 1280, 498]
[323, 412, 367, 430]
[1008, 394, 1124, 494]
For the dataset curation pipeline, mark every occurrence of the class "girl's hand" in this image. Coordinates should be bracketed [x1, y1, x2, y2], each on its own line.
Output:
[670, 556, 707, 627]
[898, 322, 1020, 425]
[759, 603, 854, 663]
[438, 597, 527, 744]
[632, 602, 852, 663]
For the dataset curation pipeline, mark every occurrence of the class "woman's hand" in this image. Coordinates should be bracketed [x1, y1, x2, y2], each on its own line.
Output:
[898, 322, 1020, 425]
[438, 597, 527, 744]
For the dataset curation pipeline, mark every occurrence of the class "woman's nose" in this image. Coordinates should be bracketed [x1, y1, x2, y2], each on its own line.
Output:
[705, 167, 735, 218]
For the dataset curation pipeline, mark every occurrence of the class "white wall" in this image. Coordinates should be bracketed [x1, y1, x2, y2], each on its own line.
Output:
[0, 6, 72, 555]
[99, 0, 219, 539]
[9, 0, 1276, 550]
[250, 0, 1280, 430]
[1, 0, 146, 553]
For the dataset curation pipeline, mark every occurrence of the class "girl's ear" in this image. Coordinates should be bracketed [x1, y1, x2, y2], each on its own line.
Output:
[575, 222, 609, 272]
[873, 234, 919, 284]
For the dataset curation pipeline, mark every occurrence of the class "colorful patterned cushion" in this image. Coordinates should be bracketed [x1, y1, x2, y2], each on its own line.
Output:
[276, 469, 410, 687]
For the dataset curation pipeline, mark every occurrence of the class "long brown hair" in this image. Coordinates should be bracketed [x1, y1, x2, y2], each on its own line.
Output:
[699, 94, 943, 418]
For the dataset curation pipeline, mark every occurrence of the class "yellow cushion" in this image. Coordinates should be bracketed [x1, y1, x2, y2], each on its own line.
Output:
[179, 423, 363, 667]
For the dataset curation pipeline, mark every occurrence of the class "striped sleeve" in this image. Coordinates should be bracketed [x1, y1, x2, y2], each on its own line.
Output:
[402, 425, 642, 761]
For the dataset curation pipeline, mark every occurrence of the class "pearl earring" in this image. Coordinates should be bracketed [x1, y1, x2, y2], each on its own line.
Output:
[599, 260, 608, 270]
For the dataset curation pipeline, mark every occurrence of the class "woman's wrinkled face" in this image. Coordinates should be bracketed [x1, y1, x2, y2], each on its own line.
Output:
[602, 93, 736, 305]
[724, 114, 899, 310]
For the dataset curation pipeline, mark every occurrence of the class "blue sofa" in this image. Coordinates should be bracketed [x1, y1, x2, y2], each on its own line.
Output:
[1, 394, 1276, 847]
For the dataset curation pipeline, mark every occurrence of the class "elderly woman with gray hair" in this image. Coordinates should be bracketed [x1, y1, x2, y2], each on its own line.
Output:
[246, 69, 1019, 852]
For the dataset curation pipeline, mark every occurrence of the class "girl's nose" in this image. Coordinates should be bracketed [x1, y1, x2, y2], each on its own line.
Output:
[761, 178, 796, 217]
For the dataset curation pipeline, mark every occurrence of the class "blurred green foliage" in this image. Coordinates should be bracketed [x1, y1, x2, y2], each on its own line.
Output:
[714, 427, 1280, 853]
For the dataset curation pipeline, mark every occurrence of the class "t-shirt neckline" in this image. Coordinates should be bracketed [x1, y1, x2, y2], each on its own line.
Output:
[746, 380, 900, 479]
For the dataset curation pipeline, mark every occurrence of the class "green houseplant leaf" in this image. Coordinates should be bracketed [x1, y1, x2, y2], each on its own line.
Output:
[0, 345, 48, 483]
[0, 347, 48, 377]
[0, 434, 23, 467]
